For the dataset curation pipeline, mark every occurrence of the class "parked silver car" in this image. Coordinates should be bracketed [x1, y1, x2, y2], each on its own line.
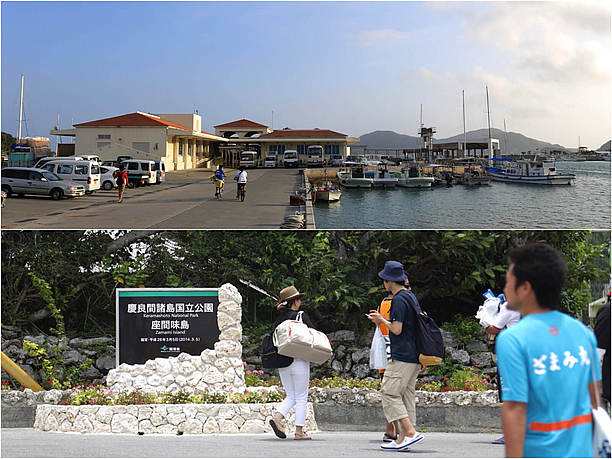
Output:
[1, 167, 86, 200]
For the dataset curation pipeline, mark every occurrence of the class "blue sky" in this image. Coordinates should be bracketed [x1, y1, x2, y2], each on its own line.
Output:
[2, 1, 610, 148]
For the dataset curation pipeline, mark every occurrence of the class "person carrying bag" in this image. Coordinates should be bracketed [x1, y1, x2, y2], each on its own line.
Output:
[268, 286, 316, 441]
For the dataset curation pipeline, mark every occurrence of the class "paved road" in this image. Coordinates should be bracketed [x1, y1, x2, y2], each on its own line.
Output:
[1, 168, 304, 229]
[1, 429, 505, 457]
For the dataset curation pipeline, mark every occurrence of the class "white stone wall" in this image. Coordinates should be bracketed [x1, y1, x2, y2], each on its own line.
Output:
[33, 403, 317, 435]
[107, 283, 246, 395]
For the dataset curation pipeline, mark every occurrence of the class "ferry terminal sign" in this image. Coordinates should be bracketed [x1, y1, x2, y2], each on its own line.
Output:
[116, 288, 220, 365]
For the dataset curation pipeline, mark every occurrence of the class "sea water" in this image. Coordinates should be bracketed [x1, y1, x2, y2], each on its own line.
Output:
[313, 161, 611, 229]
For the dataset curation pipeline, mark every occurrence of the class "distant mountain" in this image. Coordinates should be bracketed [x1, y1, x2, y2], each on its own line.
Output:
[359, 129, 566, 154]
[599, 140, 611, 151]
[357, 130, 422, 149]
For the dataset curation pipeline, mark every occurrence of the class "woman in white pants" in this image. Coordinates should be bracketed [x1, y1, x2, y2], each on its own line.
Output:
[269, 286, 315, 440]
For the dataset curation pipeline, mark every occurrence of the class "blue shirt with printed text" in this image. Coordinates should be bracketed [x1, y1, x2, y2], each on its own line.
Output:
[496, 310, 601, 458]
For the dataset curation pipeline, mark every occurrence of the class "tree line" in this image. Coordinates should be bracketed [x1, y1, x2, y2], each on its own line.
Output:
[1, 230, 609, 338]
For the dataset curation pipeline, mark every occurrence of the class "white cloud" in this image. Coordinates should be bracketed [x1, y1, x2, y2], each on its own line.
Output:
[463, 2, 612, 84]
[350, 28, 411, 47]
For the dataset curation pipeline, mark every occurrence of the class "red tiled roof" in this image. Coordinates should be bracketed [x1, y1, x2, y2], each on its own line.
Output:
[260, 129, 347, 138]
[74, 112, 191, 131]
[214, 119, 269, 129]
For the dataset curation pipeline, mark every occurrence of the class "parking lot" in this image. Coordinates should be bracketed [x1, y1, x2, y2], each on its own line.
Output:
[1, 168, 304, 229]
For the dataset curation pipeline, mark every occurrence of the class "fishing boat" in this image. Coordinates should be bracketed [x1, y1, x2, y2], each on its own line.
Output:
[337, 162, 373, 188]
[365, 162, 398, 187]
[394, 164, 435, 188]
[313, 181, 341, 202]
[484, 158, 576, 185]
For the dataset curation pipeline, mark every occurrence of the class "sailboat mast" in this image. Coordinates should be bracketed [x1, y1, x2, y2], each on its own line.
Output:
[486, 85, 492, 159]
[462, 90, 467, 158]
[504, 119, 508, 155]
[18, 74, 24, 142]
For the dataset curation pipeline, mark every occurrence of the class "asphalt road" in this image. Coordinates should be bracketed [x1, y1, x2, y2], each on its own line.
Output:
[1, 168, 304, 229]
[1, 429, 505, 458]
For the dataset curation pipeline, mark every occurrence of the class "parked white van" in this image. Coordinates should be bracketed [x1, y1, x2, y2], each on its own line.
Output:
[121, 160, 156, 187]
[41, 160, 101, 192]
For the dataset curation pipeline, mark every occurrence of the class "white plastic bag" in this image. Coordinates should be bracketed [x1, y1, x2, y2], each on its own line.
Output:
[593, 405, 612, 457]
[369, 327, 387, 370]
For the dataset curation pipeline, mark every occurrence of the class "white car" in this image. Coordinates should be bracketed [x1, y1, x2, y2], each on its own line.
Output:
[264, 155, 277, 168]
[100, 166, 118, 190]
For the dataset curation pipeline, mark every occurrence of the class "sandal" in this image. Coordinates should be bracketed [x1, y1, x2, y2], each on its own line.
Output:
[294, 432, 312, 440]
[269, 419, 286, 439]
[382, 433, 397, 442]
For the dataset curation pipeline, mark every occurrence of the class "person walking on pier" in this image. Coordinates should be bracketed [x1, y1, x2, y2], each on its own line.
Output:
[367, 261, 425, 451]
[269, 286, 314, 440]
[113, 165, 128, 203]
[496, 243, 602, 458]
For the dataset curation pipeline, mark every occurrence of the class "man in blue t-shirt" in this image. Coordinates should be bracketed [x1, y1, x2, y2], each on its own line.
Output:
[368, 260, 424, 451]
[496, 243, 602, 458]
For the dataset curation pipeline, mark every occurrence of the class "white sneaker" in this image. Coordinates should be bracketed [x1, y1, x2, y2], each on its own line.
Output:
[381, 433, 424, 451]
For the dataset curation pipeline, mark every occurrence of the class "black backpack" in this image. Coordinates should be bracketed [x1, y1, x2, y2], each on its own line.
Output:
[260, 332, 293, 369]
[397, 290, 444, 366]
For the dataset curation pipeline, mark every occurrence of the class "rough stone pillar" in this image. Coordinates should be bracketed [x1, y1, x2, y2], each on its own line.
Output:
[106, 283, 245, 395]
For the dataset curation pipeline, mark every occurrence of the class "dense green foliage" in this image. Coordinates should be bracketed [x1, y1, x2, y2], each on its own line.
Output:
[1, 230, 609, 338]
[2, 131, 15, 153]
[442, 315, 484, 344]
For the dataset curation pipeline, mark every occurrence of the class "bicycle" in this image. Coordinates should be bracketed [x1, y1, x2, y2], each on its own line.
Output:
[212, 178, 224, 199]
[238, 183, 246, 202]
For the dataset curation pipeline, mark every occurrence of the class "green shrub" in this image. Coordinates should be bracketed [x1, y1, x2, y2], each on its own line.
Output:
[445, 368, 491, 391]
[114, 390, 157, 405]
[22, 339, 93, 390]
[70, 386, 112, 405]
[417, 381, 443, 392]
[196, 392, 228, 404]
[229, 390, 283, 404]
[424, 358, 463, 380]
[442, 314, 484, 345]
[310, 376, 381, 390]
[158, 389, 192, 404]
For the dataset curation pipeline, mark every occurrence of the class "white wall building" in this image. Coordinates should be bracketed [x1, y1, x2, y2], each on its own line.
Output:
[51, 112, 228, 171]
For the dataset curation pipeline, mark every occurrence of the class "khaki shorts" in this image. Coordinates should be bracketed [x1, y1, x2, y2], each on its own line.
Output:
[381, 359, 420, 424]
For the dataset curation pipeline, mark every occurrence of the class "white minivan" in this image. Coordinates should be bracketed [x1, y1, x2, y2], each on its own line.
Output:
[41, 160, 101, 192]
[121, 160, 156, 187]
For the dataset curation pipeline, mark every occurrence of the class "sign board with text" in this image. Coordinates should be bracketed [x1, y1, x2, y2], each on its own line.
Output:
[116, 288, 220, 365]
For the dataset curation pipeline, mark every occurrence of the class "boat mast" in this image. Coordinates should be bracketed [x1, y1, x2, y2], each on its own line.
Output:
[504, 118, 509, 155]
[462, 90, 467, 158]
[486, 85, 492, 159]
[17, 74, 24, 142]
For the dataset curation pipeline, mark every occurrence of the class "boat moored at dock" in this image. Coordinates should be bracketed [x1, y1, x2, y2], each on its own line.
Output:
[337, 162, 373, 188]
[365, 162, 399, 188]
[394, 164, 435, 188]
[484, 158, 576, 185]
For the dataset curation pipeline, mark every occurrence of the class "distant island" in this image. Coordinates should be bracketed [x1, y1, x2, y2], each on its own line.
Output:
[357, 129, 609, 155]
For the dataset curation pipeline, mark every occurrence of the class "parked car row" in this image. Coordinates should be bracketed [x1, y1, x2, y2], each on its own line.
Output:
[1, 157, 166, 201]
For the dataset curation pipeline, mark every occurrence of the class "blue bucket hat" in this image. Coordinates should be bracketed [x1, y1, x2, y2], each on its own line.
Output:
[378, 260, 408, 283]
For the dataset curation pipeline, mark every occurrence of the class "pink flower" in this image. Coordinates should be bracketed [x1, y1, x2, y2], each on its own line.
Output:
[466, 379, 471, 382]
[242, 361, 247, 366]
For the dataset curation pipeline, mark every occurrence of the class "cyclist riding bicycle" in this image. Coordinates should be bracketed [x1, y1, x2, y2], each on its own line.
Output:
[235, 166, 248, 200]
[213, 166, 226, 191]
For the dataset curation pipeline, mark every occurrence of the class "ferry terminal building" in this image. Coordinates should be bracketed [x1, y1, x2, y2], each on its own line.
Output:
[51, 112, 354, 171]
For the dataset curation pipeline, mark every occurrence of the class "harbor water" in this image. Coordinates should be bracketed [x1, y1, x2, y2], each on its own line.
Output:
[313, 161, 611, 229]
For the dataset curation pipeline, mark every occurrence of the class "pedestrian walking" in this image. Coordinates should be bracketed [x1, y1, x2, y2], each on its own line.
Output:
[374, 278, 411, 443]
[483, 296, 520, 445]
[113, 165, 128, 203]
[594, 293, 610, 409]
[496, 243, 602, 458]
[367, 261, 425, 451]
[269, 286, 315, 440]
